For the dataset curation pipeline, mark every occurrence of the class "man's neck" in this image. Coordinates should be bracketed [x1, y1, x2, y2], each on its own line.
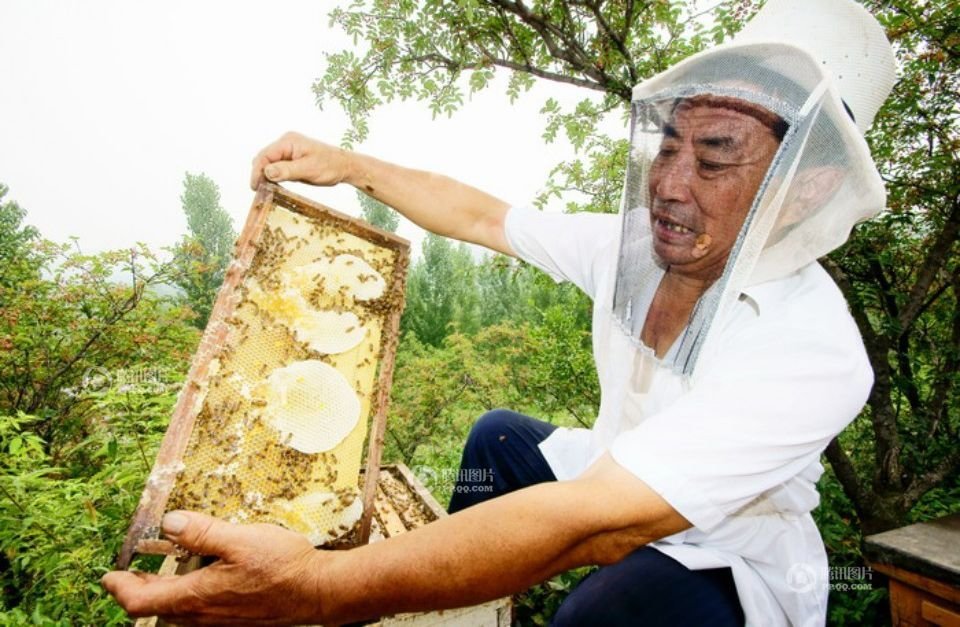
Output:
[658, 269, 716, 304]
[641, 270, 716, 358]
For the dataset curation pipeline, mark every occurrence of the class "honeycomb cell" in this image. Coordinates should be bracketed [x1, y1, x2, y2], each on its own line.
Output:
[256, 359, 361, 454]
[290, 254, 386, 301]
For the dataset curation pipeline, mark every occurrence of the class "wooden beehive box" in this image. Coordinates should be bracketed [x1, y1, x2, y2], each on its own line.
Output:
[119, 183, 409, 569]
[135, 464, 512, 627]
[367, 465, 513, 627]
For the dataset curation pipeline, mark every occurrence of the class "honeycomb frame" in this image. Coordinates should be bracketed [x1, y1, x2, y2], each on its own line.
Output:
[118, 183, 409, 569]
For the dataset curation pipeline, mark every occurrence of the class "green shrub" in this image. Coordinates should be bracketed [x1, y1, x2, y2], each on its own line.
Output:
[0, 387, 177, 622]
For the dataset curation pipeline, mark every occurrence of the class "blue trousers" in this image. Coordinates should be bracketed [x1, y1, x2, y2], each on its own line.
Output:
[449, 409, 745, 626]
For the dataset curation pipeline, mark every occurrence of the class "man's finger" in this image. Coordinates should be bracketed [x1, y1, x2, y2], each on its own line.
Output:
[250, 155, 271, 190]
[263, 161, 290, 183]
[263, 157, 322, 186]
[102, 570, 196, 618]
[249, 136, 289, 189]
[130, 570, 172, 584]
[161, 510, 251, 560]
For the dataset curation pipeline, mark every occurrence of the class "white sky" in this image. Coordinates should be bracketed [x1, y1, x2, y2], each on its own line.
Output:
[0, 0, 621, 259]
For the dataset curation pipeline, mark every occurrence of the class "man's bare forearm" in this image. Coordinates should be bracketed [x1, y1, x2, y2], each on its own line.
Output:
[317, 483, 589, 623]
[250, 133, 513, 255]
[343, 151, 513, 254]
[315, 462, 688, 624]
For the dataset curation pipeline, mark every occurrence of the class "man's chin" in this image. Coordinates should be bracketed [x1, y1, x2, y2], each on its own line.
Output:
[651, 242, 693, 268]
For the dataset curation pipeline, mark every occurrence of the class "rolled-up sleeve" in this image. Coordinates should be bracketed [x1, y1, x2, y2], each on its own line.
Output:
[504, 206, 619, 300]
[609, 315, 873, 532]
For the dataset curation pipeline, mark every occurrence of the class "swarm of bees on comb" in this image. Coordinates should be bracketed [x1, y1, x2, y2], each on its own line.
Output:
[119, 184, 408, 567]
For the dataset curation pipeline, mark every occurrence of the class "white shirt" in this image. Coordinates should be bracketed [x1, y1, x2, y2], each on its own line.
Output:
[504, 206, 873, 627]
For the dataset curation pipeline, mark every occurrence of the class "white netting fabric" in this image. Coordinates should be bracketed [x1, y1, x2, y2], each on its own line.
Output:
[613, 41, 887, 379]
[166, 202, 401, 546]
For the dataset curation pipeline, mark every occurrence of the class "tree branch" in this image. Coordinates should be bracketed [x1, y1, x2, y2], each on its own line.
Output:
[912, 280, 953, 323]
[899, 196, 960, 330]
[900, 448, 960, 509]
[621, 0, 641, 44]
[821, 259, 883, 358]
[582, 0, 640, 83]
[925, 271, 960, 439]
[867, 256, 900, 323]
[825, 438, 871, 521]
[495, 5, 535, 69]
[406, 52, 611, 94]
[821, 258, 903, 490]
[487, 0, 632, 100]
[29, 269, 157, 414]
[895, 329, 922, 415]
[385, 426, 414, 465]
[880, 173, 954, 200]
[565, 404, 592, 429]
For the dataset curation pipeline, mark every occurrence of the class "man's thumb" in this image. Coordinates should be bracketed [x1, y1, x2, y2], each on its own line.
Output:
[265, 159, 314, 184]
[162, 510, 246, 559]
[264, 163, 290, 182]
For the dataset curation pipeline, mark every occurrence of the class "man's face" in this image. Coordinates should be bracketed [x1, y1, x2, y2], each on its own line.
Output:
[648, 97, 781, 281]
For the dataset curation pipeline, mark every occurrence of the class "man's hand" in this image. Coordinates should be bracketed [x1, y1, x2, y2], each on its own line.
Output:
[250, 132, 353, 191]
[102, 511, 329, 625]
[249, 131, 515, 256]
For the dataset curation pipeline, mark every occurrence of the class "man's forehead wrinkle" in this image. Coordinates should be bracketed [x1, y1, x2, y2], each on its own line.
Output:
[671, 95, 785, 141]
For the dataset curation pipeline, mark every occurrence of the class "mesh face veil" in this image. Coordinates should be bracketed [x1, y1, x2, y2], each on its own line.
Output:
[612, 42, 889, 380]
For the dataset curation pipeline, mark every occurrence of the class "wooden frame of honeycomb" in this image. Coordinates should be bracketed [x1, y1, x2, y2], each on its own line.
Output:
[117, 182, 409, 569]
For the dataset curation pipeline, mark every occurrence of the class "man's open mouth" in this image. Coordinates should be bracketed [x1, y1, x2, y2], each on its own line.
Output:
[655, 217, 693, 234]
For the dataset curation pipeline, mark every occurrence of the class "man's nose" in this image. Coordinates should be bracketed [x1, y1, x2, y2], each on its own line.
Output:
[654, 154, 695, 202]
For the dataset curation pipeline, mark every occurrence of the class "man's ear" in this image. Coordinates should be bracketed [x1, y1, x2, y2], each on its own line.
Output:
[775, 166, 845, 230]
[788, 167, 845, 214]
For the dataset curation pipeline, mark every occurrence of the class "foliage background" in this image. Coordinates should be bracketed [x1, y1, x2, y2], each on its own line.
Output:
[2, 0, 958, 624]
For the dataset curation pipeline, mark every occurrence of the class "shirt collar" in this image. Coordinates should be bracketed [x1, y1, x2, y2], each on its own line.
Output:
[740, 267, 807, 315]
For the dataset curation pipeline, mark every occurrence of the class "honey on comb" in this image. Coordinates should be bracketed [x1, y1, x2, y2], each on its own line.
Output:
[165, 203, 403, 545]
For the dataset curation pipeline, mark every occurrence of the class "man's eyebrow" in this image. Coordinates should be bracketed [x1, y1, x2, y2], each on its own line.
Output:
[696, 135, 741, 151]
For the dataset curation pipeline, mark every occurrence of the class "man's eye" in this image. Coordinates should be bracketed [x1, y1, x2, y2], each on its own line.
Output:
[699, 160, 727, 172]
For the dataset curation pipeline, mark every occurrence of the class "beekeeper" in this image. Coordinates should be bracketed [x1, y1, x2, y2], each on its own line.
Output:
[103, 0, 897, 624]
